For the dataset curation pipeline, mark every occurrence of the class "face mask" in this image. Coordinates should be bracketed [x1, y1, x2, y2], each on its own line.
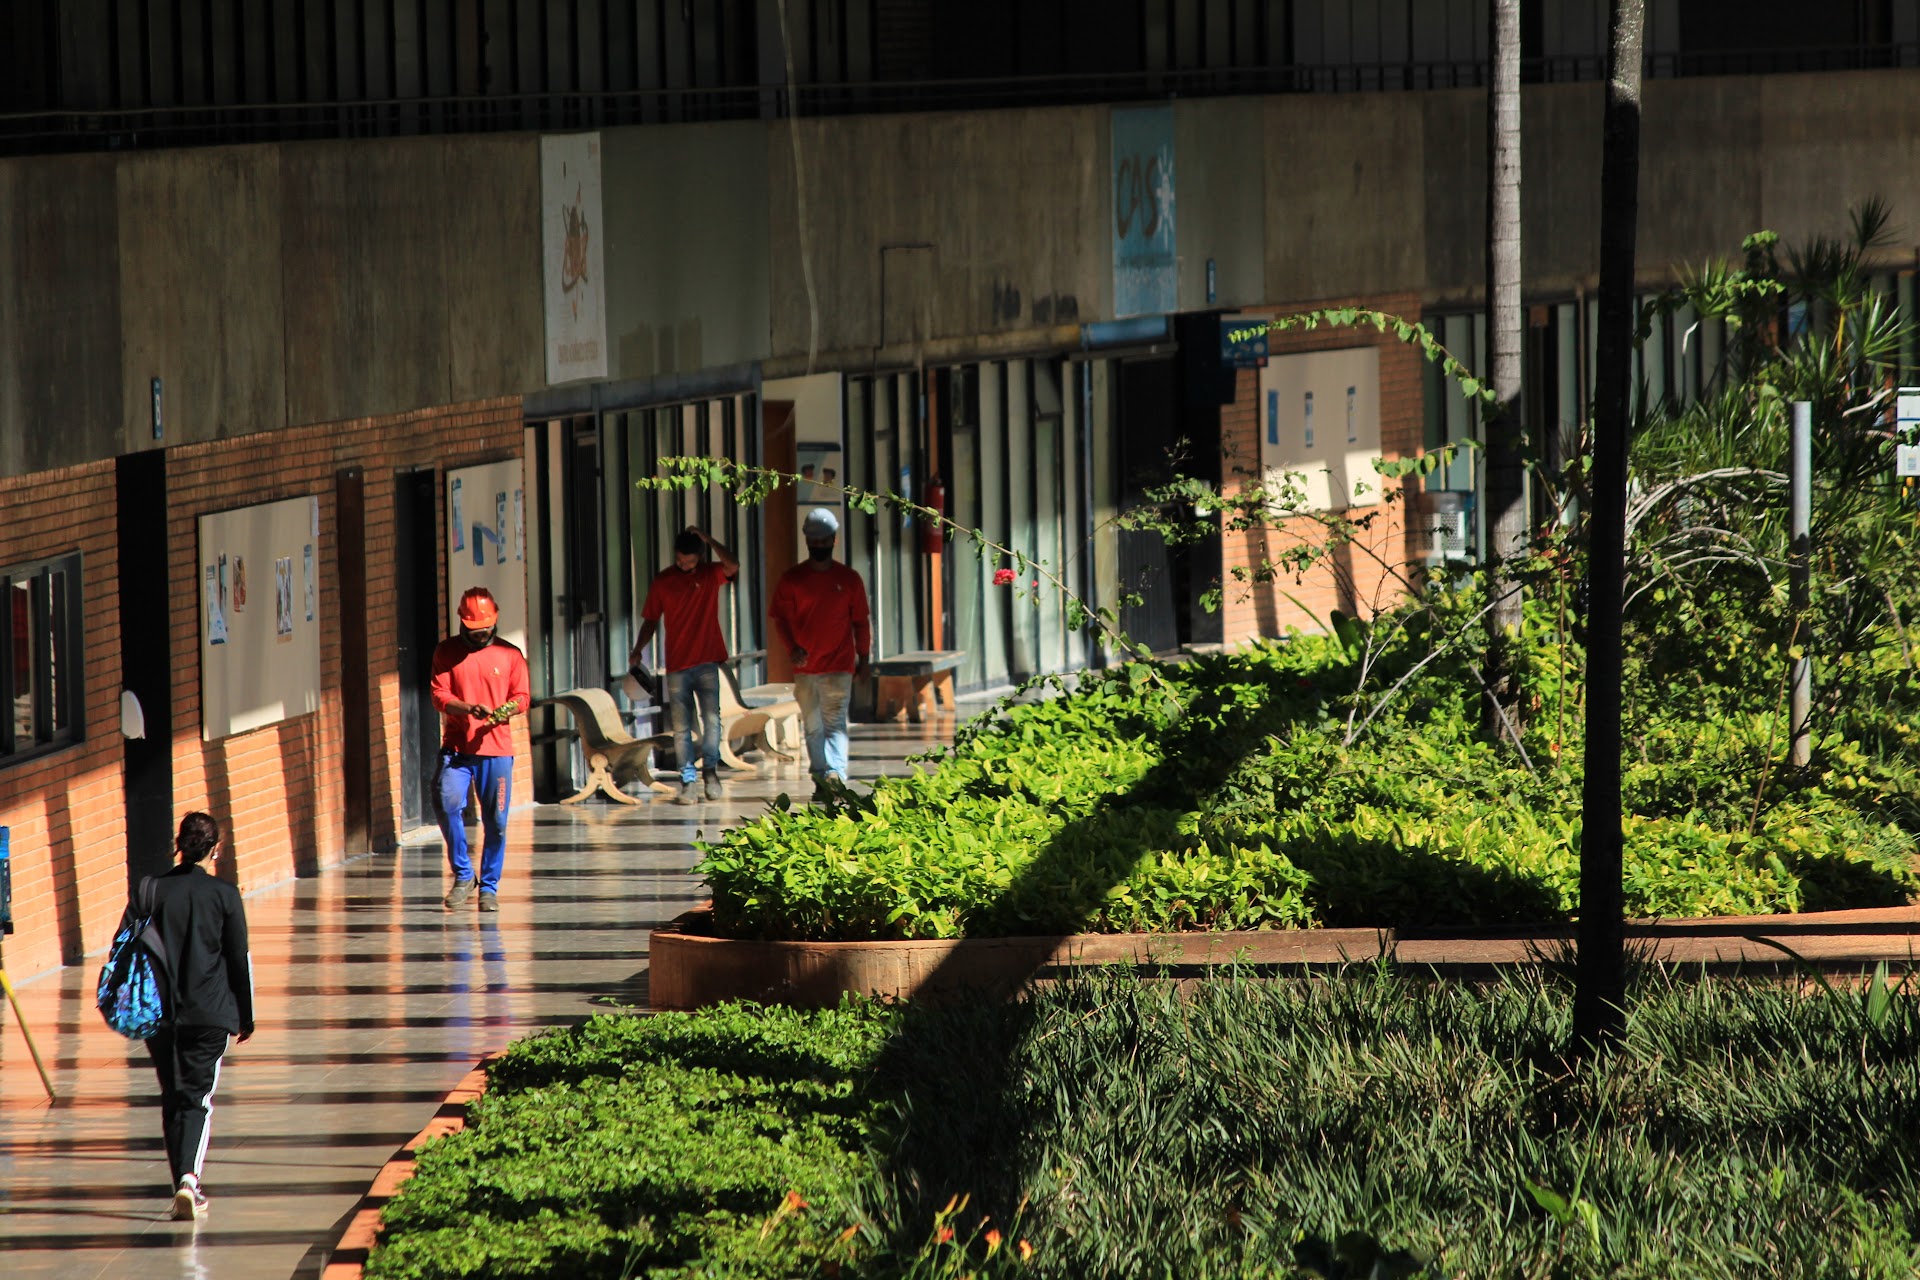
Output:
[808, 544, 834, 563]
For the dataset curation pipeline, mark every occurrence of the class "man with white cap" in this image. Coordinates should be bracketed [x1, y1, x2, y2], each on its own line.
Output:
[770, 508, 872, 792]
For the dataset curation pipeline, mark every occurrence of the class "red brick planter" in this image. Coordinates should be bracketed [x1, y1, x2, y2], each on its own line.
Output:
[649, 904, 1920, 1011]
[647, 907, 1391, 1009]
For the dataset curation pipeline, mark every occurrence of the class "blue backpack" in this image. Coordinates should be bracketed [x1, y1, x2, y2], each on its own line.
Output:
[96, 877, 171, 1040]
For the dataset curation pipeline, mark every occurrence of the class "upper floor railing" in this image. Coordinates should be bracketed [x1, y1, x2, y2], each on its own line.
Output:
[3, 42, 1915, 158]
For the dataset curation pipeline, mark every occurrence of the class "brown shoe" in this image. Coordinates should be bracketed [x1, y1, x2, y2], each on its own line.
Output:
[477, 891, 498, 913]
[444, 879, 475, 909]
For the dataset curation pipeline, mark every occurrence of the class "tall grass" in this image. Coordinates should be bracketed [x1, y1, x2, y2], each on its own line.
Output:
[369, 966, 1920, 1279]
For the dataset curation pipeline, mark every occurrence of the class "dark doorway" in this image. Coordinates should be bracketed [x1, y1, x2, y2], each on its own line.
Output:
[393, 468, 442, 831]
[117, 449, 174, 888]
[1115, 355, 1182, 655]
[336, 467, 373, 855]
[563, 421, 608, 695]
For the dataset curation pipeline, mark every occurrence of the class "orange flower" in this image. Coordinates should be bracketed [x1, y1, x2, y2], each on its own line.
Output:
[783, 1191, 809, 1213]
[984, 1229, 1003, 1253]
[1017, 1239, 1034, 1261]
[936, 1226, 956, 1244]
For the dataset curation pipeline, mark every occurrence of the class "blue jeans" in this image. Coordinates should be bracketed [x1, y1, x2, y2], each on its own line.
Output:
[437, 751, 513, 893]
[794, 672, 853, 779]
[667, 662, 722, 783]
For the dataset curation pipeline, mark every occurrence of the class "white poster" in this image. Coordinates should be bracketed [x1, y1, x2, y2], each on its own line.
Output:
[446, 458, 530, 654]
[541, 132, 608, 385]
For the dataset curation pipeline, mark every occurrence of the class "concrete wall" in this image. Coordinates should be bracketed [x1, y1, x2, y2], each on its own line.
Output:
[13, 70, 1920, 480]
[0, 154, 121, 476]
[1174, 98, 1267, 313]
[2, 134, 544, 476]
[765, 106, 1110, 363]
[117, 146, 284, 449]
[603, 122, 771, 380]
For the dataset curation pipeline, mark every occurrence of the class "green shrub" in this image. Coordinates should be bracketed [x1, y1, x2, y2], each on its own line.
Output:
[369, 969, 1920, 1279]
[697, 641, 1918, 941]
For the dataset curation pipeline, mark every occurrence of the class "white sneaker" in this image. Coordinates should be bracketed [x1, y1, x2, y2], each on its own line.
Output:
[171, 1174, 208, 1221]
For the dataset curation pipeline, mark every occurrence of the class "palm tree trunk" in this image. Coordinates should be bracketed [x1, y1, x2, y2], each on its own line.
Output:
[1482, 0, 1528, 744]
[1573, 0, 1645, 1056]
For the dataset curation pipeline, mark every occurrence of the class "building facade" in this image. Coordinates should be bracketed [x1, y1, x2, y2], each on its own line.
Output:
[7, 0, 1920, 979]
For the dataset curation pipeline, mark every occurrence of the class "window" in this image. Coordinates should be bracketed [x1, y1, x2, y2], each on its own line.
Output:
[2, 553, 84, 762]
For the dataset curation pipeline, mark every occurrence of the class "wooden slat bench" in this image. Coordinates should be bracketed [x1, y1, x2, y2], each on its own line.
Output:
[870, 650, 965, 723]
[533, 688, 674, 804]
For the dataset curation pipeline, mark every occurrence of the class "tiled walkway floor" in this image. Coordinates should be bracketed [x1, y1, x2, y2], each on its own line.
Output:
[0, 719, 951, 1279]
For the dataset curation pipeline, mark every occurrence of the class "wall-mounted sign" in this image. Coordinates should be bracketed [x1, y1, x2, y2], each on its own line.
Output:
[1111, 106, 1176, 319]
[198, 496, 322, 739]
[446, 458, 529, 653]
[541, 133, 608, 385]
[1220, 317, 1270, 368]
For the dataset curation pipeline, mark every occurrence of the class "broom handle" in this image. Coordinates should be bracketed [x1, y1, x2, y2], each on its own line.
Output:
[0, 967, 57, 1102]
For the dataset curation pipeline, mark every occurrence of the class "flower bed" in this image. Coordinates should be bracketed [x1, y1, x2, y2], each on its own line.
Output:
[698, 640, 1919, 942]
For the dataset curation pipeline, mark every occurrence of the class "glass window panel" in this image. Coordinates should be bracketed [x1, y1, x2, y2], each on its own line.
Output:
[874, 381, 900, 657]
[10, 580, 33, 745]
[980, 363, 1010, 687]
[46, 568, 68, 736]
[1007, 360, 1037, 679]
[1062, 360, 1088, 672]
[1033, 360, 1066, 673]
[1089, 359, 1118, 667]
[951, 425, 984, 689]
[899, 374, 924, 654]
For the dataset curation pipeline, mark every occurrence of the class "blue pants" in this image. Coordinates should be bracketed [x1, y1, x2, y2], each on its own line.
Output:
[437, 751, 513, 893]
[667, 662, 722, 783]
[794, 672, 854, 779]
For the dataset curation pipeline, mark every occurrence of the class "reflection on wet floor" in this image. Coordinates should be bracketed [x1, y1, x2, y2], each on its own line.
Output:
[0, 719, 951, 1279]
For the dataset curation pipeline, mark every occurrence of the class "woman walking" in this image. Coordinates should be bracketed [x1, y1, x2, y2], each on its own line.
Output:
[145, 811, 255, 1220]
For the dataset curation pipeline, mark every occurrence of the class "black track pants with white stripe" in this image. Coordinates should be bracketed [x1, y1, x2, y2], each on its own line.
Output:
[146, 1024, 229, 1187]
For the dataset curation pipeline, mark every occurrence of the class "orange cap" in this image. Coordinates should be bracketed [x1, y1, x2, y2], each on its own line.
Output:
[457, 587, 499, 629]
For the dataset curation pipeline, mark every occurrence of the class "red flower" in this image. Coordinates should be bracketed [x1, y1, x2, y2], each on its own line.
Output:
[936, 1226, 956, 1244]
[993, 568, 1016, 586]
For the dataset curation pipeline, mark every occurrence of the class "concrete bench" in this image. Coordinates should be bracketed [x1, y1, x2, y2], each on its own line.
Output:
[715, 669, 800, 773]
[870, 650, 965, 723]
[533, 688, 675, 804]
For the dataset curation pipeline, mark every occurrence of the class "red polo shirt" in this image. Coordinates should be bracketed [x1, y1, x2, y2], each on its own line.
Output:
[642, 561, 734, 672]
[429, 636, 531, 756]
[770, 561, 872, 674]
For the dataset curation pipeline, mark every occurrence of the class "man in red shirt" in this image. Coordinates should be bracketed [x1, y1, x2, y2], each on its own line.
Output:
[769, 508, 871, 791]
[633, 526, 739, 804]
[429, 587, 531, 911]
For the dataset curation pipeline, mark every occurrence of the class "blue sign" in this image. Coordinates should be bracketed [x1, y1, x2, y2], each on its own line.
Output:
[1111, 106, 1176, 318]
[1220, 317, 1270, 368]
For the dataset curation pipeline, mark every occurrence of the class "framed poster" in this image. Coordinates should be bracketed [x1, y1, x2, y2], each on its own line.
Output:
[198, 496, 323, 739]
[1256, 346, 1383, 512]
[446, 458, 529, 653]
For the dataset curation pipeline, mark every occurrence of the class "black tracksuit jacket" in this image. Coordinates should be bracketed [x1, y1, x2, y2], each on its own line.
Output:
[148, 863, 255, 1037]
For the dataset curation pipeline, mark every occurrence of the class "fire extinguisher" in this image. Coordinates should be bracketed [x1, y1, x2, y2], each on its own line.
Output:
[920, 477, 947, 554]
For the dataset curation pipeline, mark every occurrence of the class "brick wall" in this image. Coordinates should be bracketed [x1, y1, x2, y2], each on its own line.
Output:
[1217, 293, 1427, 646]
[0, 397, 525, 981]
[0, 460, 127, 979]
[167, 397, 529, 897]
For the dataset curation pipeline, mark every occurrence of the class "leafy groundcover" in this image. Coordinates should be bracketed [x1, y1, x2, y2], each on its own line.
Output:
[368, 967, 1920, 1279]
[698, 635, 1919, 941]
